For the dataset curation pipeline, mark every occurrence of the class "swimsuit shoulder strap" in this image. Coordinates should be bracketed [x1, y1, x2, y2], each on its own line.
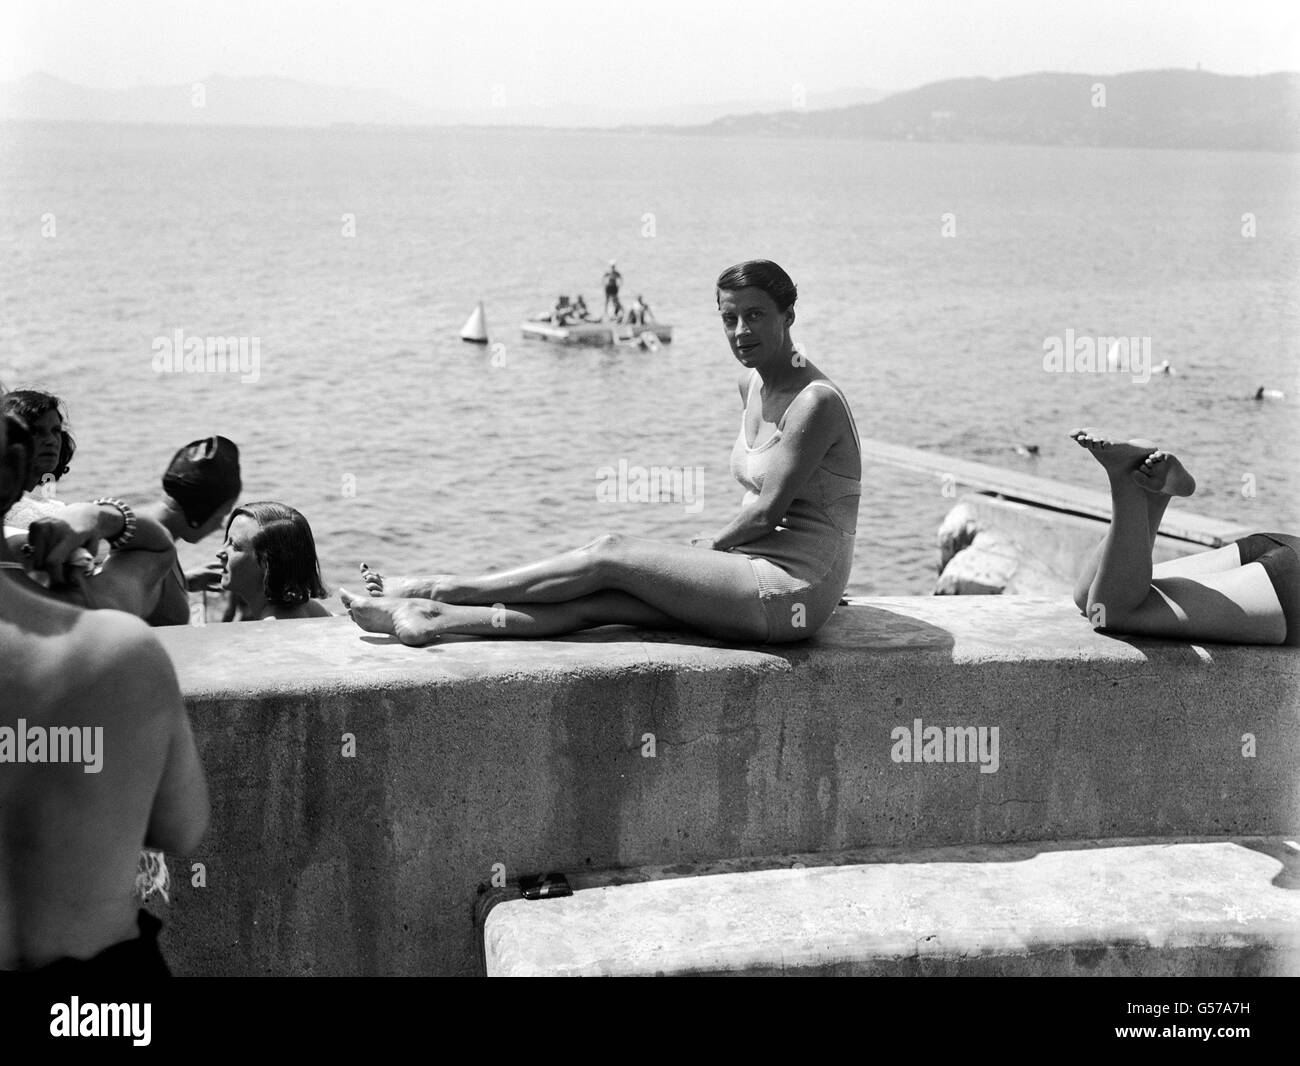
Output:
[800, 379, 861, 453]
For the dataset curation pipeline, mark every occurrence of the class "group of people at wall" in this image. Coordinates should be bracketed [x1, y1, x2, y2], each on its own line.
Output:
[1, 388, 332, 626]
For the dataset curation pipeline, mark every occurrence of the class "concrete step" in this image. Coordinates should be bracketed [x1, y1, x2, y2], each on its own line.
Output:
[483, 838, 1300, 976]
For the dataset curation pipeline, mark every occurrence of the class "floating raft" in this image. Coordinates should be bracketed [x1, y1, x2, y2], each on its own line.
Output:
[520, 321, 673, 346]
[862, 438, 1253, 548]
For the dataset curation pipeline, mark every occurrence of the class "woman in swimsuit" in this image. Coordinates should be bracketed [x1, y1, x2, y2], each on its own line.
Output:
[342, 259, 862, 646]
[1070, 429, 1298, 645]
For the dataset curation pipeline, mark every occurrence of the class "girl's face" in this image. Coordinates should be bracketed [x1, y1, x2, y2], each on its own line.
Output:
[216, 514, 264, 601]
[717, 287, 793, 370]
[28, 409, 64, 485]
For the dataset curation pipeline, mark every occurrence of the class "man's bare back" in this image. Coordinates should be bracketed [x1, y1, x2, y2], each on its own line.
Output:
[0, 572, 209, 969]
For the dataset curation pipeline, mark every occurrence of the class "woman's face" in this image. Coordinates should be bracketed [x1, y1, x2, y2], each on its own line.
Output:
[717, 287, 792, 369]
[28, 409, 63, 485]
[216, 514, 264, 601]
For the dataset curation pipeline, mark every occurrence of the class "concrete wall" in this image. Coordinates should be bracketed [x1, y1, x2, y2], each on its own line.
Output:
[153, 599, 1300, 976]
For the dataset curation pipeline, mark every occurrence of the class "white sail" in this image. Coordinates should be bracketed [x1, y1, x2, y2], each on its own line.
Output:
[460, 302, 488, 343]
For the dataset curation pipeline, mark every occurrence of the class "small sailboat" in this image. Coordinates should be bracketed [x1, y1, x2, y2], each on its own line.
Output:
[460, 302, 489, 344]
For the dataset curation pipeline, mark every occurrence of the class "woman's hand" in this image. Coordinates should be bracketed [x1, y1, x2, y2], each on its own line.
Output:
[25, 503, 105, 585]
[186, 561, 225, 592]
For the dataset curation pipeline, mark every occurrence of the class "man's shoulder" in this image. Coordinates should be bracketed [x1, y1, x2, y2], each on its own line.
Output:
[68, 608, 168, 671]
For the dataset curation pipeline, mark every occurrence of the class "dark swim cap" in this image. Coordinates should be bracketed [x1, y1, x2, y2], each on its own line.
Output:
[162, 436, 242, 527]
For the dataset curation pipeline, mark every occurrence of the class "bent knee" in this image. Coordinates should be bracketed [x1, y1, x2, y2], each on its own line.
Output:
[582, 532, 629, 573]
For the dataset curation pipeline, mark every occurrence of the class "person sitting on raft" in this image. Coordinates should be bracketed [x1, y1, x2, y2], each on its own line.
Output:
[215, 501, 331, 621]
[0, 389, 76, 527]
[572, 294, 590, 321]
[340, 259, 861, 647]
[550, 295, 574, 326]
[0, 409, 209, 975]
[624, 294, 655, 326]
[1070, 428, 1299, 645]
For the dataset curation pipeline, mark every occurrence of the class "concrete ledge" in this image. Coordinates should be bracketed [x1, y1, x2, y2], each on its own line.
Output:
[154, 598, 1300, 975]
[484, 839, 1300, 976]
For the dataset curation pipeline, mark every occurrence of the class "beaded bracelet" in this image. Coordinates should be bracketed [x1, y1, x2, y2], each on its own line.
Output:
[92, 497, 137, 550]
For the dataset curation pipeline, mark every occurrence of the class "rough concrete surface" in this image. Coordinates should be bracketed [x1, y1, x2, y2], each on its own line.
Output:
[152, 598, 1300, 975]
[484, 838, 1300, 976]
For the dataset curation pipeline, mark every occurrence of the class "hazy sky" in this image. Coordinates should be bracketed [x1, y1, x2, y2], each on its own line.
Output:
[2, 0, 1297, 111]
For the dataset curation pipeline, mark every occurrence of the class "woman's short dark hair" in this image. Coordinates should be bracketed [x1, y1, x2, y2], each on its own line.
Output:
[716, 260, 798, 313]
[227, 501, 327, 606]
[0, 390, 76, 480]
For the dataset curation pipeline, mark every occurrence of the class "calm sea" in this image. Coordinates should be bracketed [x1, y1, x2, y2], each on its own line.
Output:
[1, 122, 1297, 596]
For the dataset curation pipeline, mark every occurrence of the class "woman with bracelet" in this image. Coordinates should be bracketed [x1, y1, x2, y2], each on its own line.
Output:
[0, 409, 209, 975]
[0, 415, 180, 617]
[340, 259, 861, 646]
[3, 495, 180, 618]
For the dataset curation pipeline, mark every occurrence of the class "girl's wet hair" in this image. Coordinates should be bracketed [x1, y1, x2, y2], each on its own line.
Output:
[226, 501, 327, 606]
[0, 389, 76, 480]
[716, 260, 798, 313]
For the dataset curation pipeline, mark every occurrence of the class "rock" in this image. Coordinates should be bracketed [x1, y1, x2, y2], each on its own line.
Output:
[936, 501, 981, 571]
[935, 531, 1019, 595]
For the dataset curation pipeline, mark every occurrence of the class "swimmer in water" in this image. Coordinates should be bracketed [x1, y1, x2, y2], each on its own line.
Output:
[215, 502, 331, 621]
[1070, 428, 1298, 645]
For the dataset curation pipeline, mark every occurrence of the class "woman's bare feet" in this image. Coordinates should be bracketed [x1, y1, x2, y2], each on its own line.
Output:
[1068, 428, 1158, 474]
[357, 563, 442, 600]
[1131, 450, 1197, 497]
[340, 587, 442, 646]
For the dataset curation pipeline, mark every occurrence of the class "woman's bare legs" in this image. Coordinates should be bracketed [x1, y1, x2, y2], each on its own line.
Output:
[1069, 430, 1165, 621]
[1071, 431, 1286, 643]
[340, 588, 679, 647]
[343, 533, 770, 644]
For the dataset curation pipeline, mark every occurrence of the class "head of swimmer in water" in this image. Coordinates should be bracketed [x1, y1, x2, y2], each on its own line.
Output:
[715, 260, 798, 371]
[0, 390, 75, 491]
[216, 501, 327, 608]
[162, 436, 243, 544]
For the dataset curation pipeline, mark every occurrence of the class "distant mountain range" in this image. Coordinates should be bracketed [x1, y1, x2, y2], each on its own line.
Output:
[0, 71, 886, 130]
[679, 69, 1300, 151]
[0, 69, 1295, 150]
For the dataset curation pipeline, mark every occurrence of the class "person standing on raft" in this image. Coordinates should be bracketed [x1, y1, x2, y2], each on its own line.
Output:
[341, 259, 861, 647]
[602, 260, 623, 320]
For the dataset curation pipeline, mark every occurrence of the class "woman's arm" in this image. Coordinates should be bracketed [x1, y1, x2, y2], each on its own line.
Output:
[707, 388, 847, 552]
[26, 503, 179, 616]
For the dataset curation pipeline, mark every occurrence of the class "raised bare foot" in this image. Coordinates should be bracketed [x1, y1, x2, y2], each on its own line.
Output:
[340, 588, 442, 646]
[1131, 450, 1197, 497]
[1068, 428, 1158, 475]
[357, 563, 441, 599]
